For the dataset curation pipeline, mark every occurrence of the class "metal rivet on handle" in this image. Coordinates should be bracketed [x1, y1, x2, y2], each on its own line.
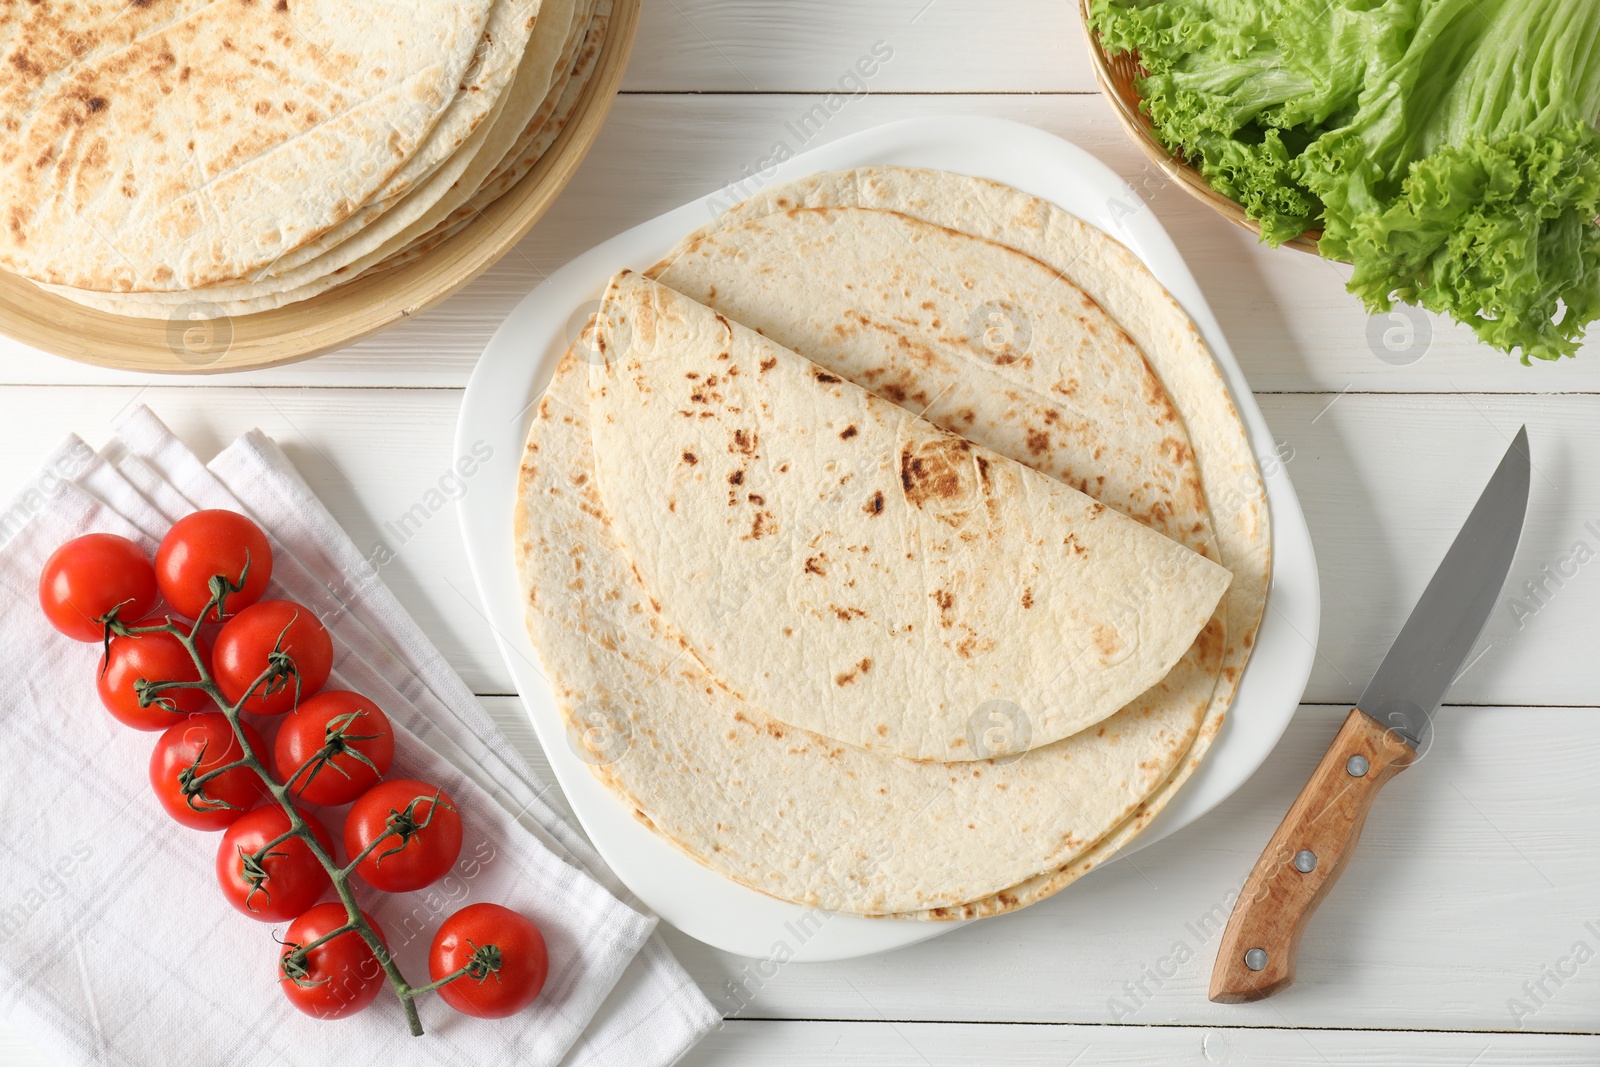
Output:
[1244, 948, 1269, 972]
[1346, 754, 1370, 777]
[1293, 850, 1317, 873]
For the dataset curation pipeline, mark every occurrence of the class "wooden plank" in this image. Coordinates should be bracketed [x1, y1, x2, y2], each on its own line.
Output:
[1, 96, 1589, 391]
[644, 705, 1600, 1033]
[680, 1021, 1600, 1065]
[3, 1019, 1591, 1067]
[621, 0, 1096, 94]
[2, 389, 1596, 704]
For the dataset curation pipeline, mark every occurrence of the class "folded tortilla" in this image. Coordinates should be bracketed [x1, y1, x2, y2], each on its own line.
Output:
[585, 270, 1230, 762]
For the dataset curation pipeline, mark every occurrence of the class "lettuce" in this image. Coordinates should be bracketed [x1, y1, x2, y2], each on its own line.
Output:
[1089, 0, 1600, 361]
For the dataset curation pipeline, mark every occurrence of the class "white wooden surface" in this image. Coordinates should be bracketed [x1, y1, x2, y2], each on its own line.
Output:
[2, 2, 1598, 1063]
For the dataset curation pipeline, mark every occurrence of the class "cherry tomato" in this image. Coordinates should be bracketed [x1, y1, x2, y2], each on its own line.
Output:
[38, 533, 158, 641]
[149, 713, 269, 831]
[274, 691, 395, 807]
[430, 903, 549, 1019]
[212, 600, 333, 716]
[215, 806, 334, 923]
[344, 779, 462, 893]
[279, 902, 388, 1020]
[97, 627, 213, 730]
[155, 510, 274, 623]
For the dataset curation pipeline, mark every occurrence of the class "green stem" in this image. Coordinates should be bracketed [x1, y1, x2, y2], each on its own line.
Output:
[114, 583, 435, 1037]
[404, 959, 481, 997]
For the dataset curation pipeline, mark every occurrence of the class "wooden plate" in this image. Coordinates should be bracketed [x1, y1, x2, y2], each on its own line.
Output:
[1076, 0, 1324, 255]
[0, 0, 641, 374]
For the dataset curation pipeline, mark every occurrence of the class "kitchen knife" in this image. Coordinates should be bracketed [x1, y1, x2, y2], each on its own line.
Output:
[1209, 426, 1530, 1004]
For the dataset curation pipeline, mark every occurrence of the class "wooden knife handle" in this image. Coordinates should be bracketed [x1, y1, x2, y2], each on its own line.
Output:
[1208, 708, 1415, 1003]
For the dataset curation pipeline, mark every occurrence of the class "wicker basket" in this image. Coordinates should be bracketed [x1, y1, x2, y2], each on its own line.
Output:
[1077, 0, 1324, 255]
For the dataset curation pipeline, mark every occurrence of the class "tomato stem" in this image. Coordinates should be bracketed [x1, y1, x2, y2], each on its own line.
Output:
[114, 577, 442, 1037]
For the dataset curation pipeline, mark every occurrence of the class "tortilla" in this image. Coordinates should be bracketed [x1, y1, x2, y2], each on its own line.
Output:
[585, 269, 1230, 761]
[662, 167, 1271, 733]
[364, 0, 612, 278]
[659, 168, 1271, 918]
[245, 0, 547, 278]
[0, 0, 494, 292]
[520, 343, 1226, 914]
[656, 167, 1270, 918]
[43, 0, 585, 314]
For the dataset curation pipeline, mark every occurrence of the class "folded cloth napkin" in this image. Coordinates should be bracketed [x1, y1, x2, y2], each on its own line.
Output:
[0, 408, 719, 1067]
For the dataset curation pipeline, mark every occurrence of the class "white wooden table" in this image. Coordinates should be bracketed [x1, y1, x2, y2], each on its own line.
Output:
[3, 3, 1598, 1063]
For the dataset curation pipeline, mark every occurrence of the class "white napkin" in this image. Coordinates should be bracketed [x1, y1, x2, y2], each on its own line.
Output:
[0, 408, 719, 1067]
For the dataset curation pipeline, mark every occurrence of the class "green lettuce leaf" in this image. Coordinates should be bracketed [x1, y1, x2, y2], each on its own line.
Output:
[1089, 0, 1600, 361]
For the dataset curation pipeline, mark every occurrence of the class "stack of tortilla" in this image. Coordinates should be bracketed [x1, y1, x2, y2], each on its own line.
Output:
[515, 168, 1272, 919]
[0, 0, 611, 315]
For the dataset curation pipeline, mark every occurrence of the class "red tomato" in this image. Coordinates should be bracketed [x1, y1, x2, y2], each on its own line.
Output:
[274, 691, 395, 807]
[149, 713, 269, 831]
[430, 903, 549, 1019]
[344, 779, 462, 893]
[155, 510, 274, 622]
[279, 902, 388, 1020]
[38, 533, 158, 641]
[98, 628, 213, 730]
[215, 806, 334, 923]
[212, 600, 333, 716]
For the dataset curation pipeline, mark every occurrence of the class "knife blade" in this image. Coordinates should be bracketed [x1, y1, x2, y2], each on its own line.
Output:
[1358, 426, 1531, 755]
[1209, 427, 1531, 1004]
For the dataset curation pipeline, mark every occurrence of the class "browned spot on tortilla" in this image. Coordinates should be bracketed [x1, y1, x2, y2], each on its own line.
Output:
[864, 490, 885, 516]
[759, 357, 777, 373]
[1021, 588, 1034, 609]
[728, 469, 744, 486]
[731, 428, 757, 455]
[748, 493, 765, 505]
[1026, 429, 1050, 455]
[834, 606, 867, 621]
[900, 437, 972, 509]
[1093, 625, 1123, 657]
[839, 425, 858, 440]
[804, 556, 827, 576]
[815, 371, 841, 384]
[1145, 371, 1180, 423]
[834, 657, 872, 686]
[681, 451, 697, 465]
[931, 589, 955, 626]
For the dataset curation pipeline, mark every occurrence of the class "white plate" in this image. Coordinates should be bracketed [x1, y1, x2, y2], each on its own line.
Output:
[456, 116, 1320, 962]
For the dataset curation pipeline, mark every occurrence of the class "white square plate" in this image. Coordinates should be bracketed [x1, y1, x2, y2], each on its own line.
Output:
[456, 116, 1320, 961]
